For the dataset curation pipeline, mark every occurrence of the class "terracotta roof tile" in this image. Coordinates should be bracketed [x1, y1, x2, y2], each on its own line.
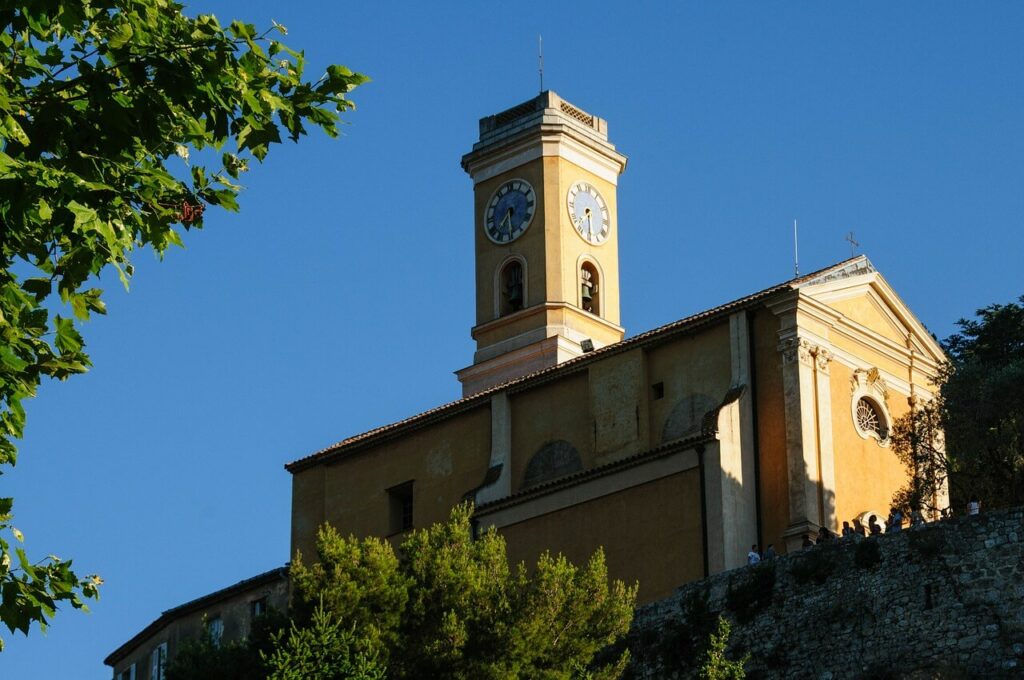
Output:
[285, 257, 865, 472]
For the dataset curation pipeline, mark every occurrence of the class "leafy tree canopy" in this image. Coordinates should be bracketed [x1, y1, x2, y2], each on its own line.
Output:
[290, 504, 637, 680]
[942, 296, 1024, 508]
[262, 604, 386, 680]
[0, 0, 365, 648]
[891, 295, 1024, 513]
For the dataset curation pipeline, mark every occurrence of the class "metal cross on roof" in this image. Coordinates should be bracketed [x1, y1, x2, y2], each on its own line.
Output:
[845, 231, 860, 257]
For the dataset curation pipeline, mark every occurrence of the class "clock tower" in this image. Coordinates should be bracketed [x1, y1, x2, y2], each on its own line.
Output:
[456, 92, 628, 396]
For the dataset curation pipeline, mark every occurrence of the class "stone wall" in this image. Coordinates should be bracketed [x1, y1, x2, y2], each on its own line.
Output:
[627, 507, 1024, 679]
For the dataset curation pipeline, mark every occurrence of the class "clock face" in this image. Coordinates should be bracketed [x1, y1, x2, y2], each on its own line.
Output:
[567, 181, 610, 244]
[485, 179, 535, 244]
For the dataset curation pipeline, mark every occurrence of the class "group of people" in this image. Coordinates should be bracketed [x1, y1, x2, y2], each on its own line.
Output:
[746, 543, 776, 565]
[745, 497, 983, 565]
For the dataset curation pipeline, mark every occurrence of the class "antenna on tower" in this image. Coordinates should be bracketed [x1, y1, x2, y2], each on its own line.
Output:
[538, 35, 544, 92]
[793, 219, 800, 277]
[536, 35, 544, 93]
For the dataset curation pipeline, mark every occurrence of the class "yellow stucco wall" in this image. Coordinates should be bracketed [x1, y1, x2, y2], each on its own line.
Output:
[589, 348, 647, 463]
[829, 295, 910, 348]
[814, 284, 942, 530]
[472, 153, 622, 348]
[499, 468, 704, 604]
[473, 159, 552, 325]
[290, 465, 325, 563]
[828, 354, 915, 529]
[751, 308, 791, 554]
[511, 372, 592, 490]
[646, 323, 732, 446]
[292, 405, 492, 561]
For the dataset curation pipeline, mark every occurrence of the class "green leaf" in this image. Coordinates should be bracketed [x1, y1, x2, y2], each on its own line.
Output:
[229, 20, 256, 40]
[107, 22, 134, 50]
[54, 316, 84, 354]
[2, 115, 30, 146]
[21, 278, 52, 302]
[0, 2, 359, 648]
[0, 346, 29, 372]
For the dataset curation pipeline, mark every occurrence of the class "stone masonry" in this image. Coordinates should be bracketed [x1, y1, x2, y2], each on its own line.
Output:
[627, 507, 1024, 679]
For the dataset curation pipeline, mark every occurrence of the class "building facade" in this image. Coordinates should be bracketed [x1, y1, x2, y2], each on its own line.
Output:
[107, 91, 946, 674]
[286, 92, 946, 604]
[105, 568, 288, 680]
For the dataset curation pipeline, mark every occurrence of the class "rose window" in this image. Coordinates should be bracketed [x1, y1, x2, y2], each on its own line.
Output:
[856, 398, 887, 440]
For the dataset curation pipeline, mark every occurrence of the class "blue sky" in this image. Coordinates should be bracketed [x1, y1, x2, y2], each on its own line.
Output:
[5, 2, 1024, 676]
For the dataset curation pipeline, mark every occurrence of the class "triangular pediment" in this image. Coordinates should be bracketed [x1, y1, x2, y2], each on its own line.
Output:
[796, 257, 946, 365]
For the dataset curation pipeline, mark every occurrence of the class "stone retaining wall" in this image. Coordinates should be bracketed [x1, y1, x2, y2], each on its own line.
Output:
[627, 507, 1024, 679]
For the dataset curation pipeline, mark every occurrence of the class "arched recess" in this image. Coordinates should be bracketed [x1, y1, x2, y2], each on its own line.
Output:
[576, 254, 605, 317]
[522, 440, 582, 489]
[662, 393, 718, 443]
[494, 255, 528, 318]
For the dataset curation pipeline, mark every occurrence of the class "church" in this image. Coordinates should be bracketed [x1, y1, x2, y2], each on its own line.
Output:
[106, 92, 946, 678]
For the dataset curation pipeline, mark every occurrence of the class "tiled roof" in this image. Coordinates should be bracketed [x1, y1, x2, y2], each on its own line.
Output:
[103, 566, 288, 667]
[285, 257, 868, 473]
[474, 431, 714, 514]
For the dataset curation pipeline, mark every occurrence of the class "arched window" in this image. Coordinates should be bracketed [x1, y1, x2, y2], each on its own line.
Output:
[856, 397, 888, 441]
[850, 368, 892, 446]
[580, 262, 600, 316]
[498, 259, 524, 316]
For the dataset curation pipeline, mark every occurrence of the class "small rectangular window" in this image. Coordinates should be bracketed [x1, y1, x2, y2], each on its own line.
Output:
[151, 642, 167, 680]
[251, 597, 268, 618]
[208, 615, 224, 647]
[652, 382, 665, 400]
[387, 481, 414, 535]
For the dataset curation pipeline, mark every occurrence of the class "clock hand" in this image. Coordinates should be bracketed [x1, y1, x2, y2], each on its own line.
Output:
[501, 207, 513, 237]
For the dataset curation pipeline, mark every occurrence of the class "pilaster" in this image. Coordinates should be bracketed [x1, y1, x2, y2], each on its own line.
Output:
[777, 334, 836, 551]
[474, 392, 512, 505]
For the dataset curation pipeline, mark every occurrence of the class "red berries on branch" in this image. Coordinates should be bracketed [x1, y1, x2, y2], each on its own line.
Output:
[176, 200, 205, 225]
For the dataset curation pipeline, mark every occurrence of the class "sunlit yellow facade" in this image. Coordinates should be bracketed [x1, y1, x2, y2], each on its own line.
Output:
[287, 93, 946, 604]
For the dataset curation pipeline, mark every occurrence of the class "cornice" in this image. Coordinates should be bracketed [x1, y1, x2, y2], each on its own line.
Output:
[795, 294, 942, 377]
[462, 122, 627, 185]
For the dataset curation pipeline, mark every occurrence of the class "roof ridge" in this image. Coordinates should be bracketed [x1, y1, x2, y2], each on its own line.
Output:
[285, 256, 870, 472]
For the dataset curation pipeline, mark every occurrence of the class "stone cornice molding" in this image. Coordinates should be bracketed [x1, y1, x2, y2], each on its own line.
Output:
[470, 300, 625, 340]
[769, 291, 942, 379]
[797, 271, 946, 366]
[797, 327, 934, 401]
[462, 123, 628, 185]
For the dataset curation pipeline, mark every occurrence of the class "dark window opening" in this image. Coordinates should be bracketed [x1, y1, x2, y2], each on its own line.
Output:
[251, 597, 268, 619]
[580, 263, 600, 315]
[652, 382, 665, 400]
[499, 260, 524, 316]
[388, 481, 414, 535]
